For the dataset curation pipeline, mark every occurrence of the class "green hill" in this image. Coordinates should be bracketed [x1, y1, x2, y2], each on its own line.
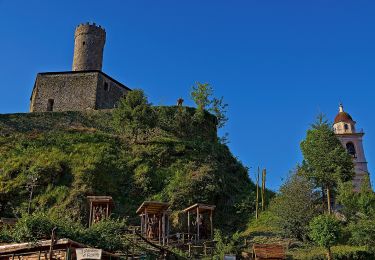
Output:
[0, 107, 256, 232]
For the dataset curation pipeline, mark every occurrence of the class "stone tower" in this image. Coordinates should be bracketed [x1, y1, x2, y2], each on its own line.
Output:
[333, 104, 370, 191]
[30, 23, 130, 112]
[72, 23, 106, 71]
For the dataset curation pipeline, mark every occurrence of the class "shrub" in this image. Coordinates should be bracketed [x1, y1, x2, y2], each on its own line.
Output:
[309, 214, 341, 260]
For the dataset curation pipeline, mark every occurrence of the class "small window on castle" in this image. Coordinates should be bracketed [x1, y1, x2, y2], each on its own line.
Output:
[83, 41, 86, 46]
[344, 124, 349, 130]
[47, 99, 54, 112]
[104, 82, 110, 92]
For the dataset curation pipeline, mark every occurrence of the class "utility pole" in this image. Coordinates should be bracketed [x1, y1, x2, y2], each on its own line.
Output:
[261, 168, 266, 211]
[255, 167, 260, 220]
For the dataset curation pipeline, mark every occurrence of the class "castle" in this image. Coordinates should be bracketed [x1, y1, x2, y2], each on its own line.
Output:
[29, 23, 130, 112]
[333, 104, 370, 191]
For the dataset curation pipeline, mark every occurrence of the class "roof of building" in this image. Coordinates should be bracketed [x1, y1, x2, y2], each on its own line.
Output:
[136, 201, 170, 215]
[37, 70, 131, 91]
[0, 238, 118, 257]
[252, 244, 286, 259]
[183, 203, 216, 213]
[30, 70, 131, 100]
[334, 111, 354, 124]
[87, 196, 114, 204]
[334, 104, 355, 124]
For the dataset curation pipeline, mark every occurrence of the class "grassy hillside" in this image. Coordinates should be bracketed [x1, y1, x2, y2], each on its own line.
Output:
[0, 107, 256, 232]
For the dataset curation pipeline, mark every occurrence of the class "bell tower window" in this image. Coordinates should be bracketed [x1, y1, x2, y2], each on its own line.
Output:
[346, 142, 356, 157]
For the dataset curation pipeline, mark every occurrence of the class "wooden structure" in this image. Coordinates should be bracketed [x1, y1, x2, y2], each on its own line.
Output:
[252, 244, 286, 260]
[183, 203, 215, 243]
[0, 218, 17, 228]
[136, 201, 170, 246]
[0, 238, 120, 260]
[87, 196, 114, 227]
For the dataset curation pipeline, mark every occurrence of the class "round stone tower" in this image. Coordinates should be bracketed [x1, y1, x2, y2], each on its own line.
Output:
[72, 22, 106, 71]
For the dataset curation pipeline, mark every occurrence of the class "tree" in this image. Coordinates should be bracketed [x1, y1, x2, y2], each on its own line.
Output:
[309, 214, 341, 260]
[190, 82, 228, 128]
[112, 89, 156, 143]
[349, 218, 375, 251]
[191, 82, 213, 112]
[270, 169, 321, 241]
[210, 96, 228, 129]
[300, 114, 354, 214]
[336, 176, 375, 220]
[336, 181, 359, 220]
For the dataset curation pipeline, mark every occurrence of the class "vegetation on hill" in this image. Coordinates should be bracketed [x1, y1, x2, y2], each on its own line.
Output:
[0, 89, 258, 238]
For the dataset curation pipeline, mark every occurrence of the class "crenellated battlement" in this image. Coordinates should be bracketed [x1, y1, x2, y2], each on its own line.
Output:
[74, 22, 106, 39]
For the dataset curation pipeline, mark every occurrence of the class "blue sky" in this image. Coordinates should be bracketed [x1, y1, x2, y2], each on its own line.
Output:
[0, 1, 374, 190]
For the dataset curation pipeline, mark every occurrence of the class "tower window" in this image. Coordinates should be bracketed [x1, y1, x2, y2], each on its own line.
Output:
[83, 41, 86, 46]
[346, 142, 356, 157]
[344, 124, 349, 130]
[47, 99, 54, 112]
[104, 82, 110, 92]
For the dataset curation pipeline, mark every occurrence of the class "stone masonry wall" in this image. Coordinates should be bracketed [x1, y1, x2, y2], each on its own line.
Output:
[29, 71, 129, 112]
[30, 72, 98, 112]
[96, 73, 129, 109]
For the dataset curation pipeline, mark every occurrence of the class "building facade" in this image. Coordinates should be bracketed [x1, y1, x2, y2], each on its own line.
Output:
[333, 104, 370, 191]
[30, 23, 130, 112]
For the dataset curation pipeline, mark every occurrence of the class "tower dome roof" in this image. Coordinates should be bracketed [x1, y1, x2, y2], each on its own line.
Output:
[334, 104, 354, 124]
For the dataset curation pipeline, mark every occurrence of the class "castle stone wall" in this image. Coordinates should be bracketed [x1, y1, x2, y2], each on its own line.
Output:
[96, 73, 129, 109]
[30, 71, 129, 112]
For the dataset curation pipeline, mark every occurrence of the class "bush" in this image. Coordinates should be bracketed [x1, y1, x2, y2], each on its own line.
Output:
[309, 214, 341, 260]
[270, 171, 320, 241]
[349, 218, 375, 249]
[0, 212, 128, 252]
[212, 229, 242, 259]
[290, 245, 374, 260]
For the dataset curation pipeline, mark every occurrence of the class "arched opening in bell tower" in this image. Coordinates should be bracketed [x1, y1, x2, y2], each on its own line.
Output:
[346, 142, 356, 157]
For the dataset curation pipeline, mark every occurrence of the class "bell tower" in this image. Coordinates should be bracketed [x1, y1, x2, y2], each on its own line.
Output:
[333, 104, 370, 191]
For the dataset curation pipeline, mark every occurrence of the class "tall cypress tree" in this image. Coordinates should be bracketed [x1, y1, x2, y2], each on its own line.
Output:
[300, 114, 354, 213]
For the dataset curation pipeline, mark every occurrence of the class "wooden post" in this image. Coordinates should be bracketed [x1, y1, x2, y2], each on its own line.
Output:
[261, 168, 266, 211]
[145, 209, 148, 239]
[255, 166, 260, 219]
[162, 212, 166, 246]
[197, 206, 200, 243]
[159, 215, 161, 244]
[188, 211, 190, 239]
[89, 201, 93, 227]
[167, 213, 170, 245]
[210, 209, 213, 239]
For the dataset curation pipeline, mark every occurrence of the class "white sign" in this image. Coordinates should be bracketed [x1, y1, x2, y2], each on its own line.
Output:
[76, 248, 102, 260]
[224, 255, 236, 260]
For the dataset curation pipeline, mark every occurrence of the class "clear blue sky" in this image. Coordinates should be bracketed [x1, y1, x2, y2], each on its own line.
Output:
[0, 0, 374, 191]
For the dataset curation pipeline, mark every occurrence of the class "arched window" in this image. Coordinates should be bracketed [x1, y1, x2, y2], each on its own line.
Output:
[344, 124, 349, 131]
[346, 142, 356, 157]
